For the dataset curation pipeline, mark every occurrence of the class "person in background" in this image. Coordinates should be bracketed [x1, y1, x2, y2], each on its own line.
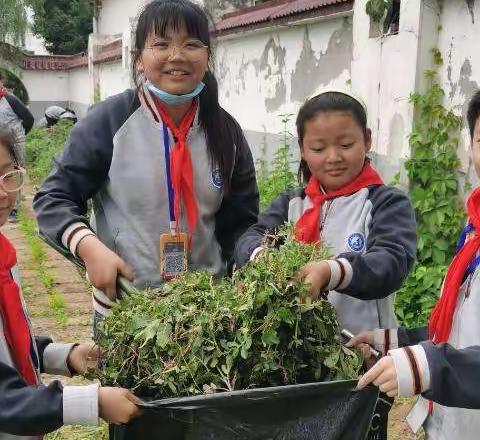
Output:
[348, 90, 480, 440]
[0, 72, 34, 223]
[0, 123, 140, 439]
[38, 105, 78, 128]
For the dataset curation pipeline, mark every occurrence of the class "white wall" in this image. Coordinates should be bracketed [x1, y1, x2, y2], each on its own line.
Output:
[68, 67, 93, 117]
[97, 0, 148, 36]
[98, 60, 131, 100]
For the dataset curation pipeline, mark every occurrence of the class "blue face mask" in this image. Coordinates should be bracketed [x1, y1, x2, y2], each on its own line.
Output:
[144, 80, 205, 105]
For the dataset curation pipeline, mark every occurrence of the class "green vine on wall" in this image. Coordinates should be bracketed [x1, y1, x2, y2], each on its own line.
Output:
[395, 49, 465, 327]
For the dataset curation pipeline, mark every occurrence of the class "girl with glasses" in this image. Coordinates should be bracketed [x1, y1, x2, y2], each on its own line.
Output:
[33, 0, 259, 334]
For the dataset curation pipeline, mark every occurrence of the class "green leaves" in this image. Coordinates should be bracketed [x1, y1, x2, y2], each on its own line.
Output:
[99, 226, 362, 398]
[395, 57, 465, 328]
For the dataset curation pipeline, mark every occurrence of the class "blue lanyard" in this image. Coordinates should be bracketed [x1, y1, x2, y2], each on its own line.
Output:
[456, 223, 480, 282]
[162, 123, 176, 231]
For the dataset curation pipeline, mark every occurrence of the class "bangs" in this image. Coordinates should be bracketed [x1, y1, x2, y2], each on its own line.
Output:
[136, 0, 210, 49]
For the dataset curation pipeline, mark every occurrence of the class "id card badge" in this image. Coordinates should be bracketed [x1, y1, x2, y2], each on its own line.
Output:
[160, 232, 188, 280]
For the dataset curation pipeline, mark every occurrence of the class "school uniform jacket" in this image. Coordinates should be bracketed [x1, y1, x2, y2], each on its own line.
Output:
[33, 89, 259, 316]
[234, 185, 417, 333]
[0, 266, 98, 439]
[374, 266, 480, 440]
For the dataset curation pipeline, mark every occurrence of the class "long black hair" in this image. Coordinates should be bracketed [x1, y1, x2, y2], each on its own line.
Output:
[296, 92, 368, 183]
[0, 123, 19, 165]
[132, 0, 237, 192]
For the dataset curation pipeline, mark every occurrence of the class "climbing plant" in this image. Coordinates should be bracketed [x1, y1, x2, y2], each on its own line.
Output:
[395, 49, 465, 327]
[256, 114, 297, 209]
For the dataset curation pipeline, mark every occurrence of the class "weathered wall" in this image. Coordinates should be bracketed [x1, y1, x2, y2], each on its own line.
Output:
[437, 0, 480, 184]
[215, 15, 353, 162]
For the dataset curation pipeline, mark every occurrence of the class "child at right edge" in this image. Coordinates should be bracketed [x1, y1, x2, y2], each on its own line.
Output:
[349, 90, 480, 440]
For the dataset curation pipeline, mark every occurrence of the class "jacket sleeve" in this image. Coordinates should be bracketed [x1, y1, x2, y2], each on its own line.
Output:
[5, 95, 34, 134]
[0, 361, 64, 435]
[233, 189, 296, 268]
[33, 91, 136, 247]
[421, 342, 480, 408]
[337, 186, 417, 300]
[214, 116, 259, 271]
[398, 326, 429, 346]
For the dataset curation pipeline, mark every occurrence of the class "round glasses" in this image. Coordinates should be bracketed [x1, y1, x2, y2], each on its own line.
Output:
[0, 168, 26, 192]
[146, 39, 208, 62]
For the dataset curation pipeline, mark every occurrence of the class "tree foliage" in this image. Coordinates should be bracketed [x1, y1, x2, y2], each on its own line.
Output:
[31, 0, 93, 55]
[0, 0, 41, 45]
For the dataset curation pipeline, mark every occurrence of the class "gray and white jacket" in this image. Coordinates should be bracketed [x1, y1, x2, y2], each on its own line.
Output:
[376, 264, 480, 440]
[234, 184, 417, 333]
[0, 266, 98, 439]
[0, 93, 34, 166]
[33, 89, 259, 316]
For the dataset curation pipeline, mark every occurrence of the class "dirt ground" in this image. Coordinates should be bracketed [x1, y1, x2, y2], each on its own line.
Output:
[2, 190, 421, 439]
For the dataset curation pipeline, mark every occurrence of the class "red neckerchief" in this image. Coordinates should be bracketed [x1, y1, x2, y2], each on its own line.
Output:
[0, 233, 38, 385]
[153, 99, 199, 239]
[0, 88, 6, 100]
[294, 163, 384, 243]
[429, 187, 480, 344]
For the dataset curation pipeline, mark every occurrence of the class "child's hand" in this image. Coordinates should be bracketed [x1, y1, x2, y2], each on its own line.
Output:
[77, 235, 133, 301]
[356, 356, 398, 397]
[98, 387, 142, 425]
[345, 331, 376, 368]
[297, 261, 331, 299]
[68, 342, 100, 375]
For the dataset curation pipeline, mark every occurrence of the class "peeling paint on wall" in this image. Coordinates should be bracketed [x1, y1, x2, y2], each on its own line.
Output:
[290, 18, 353, 102]
[466, 0, 475, 24]
[386, 113, 405, 160]
[450, 58, 480, 115]
[259, 38, 287, 112]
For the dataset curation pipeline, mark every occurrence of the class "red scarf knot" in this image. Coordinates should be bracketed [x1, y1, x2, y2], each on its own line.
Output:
[294, 163, 384, 244]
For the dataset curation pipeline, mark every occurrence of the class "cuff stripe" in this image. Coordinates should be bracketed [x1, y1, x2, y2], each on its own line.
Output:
[404, 346, 422, 395]
[385, 329, 390, 354]
[336, 259, 345, 289]
[66, 226, 89, 250]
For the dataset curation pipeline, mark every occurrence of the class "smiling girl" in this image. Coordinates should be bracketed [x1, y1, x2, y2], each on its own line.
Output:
[33, 0, 259, 330]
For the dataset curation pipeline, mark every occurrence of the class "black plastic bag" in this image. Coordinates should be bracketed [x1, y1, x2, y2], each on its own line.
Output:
[111, 379, 378, 440]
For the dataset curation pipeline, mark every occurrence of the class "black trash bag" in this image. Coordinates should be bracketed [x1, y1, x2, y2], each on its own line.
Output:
[111, 380, 379, 440]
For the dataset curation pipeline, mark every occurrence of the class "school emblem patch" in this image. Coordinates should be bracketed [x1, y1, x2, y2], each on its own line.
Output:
[211, 168, 223, 189]
[347, 233, 365, 252]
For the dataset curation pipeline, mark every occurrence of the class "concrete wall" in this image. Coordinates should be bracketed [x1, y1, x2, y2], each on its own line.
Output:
[215, 14, 353, 163]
